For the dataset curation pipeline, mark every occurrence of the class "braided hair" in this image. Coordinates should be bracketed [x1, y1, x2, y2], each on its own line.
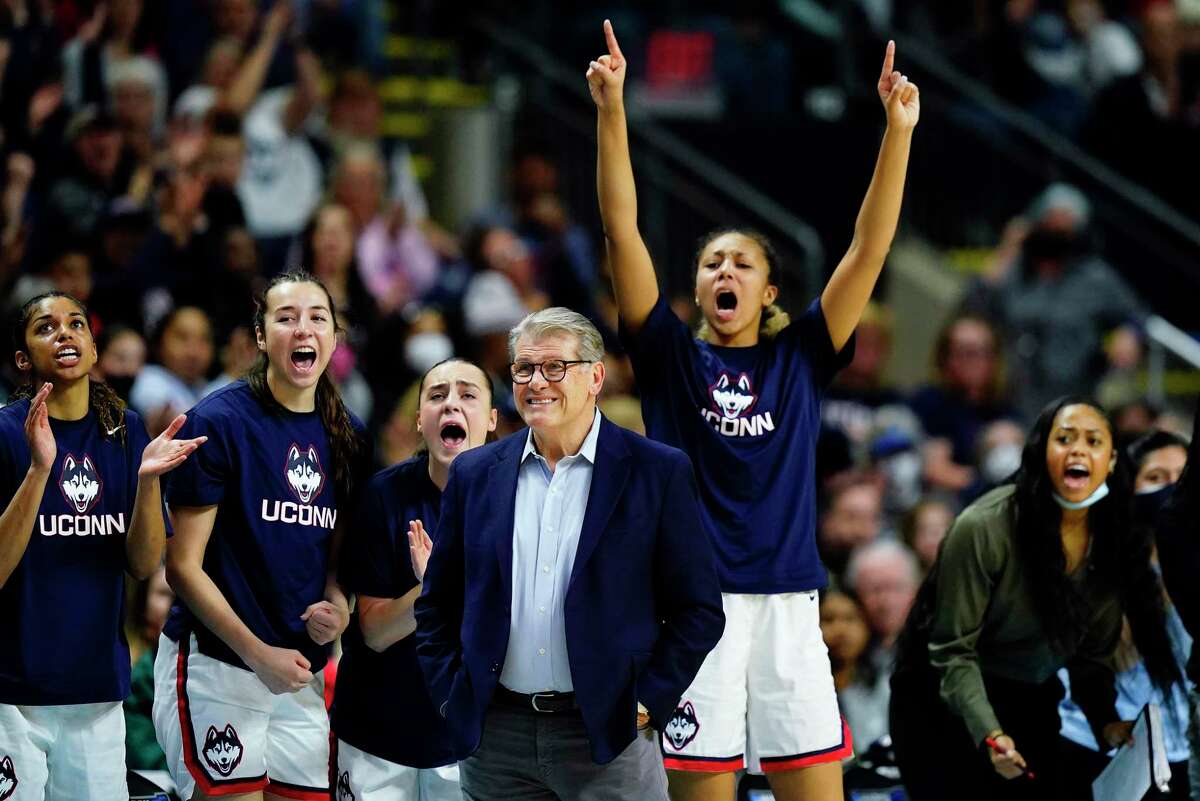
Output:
[10, 292, 127, 445]
[246, 272, 364, 504]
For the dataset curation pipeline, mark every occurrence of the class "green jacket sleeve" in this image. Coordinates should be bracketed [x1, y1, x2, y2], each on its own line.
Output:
[928, 509, 1004, 745]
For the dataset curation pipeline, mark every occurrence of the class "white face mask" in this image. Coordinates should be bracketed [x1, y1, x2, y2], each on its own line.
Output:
[981, 443, 1023, 485]
[1054, 482, 1109, 510]
[405, 332, 454, 374]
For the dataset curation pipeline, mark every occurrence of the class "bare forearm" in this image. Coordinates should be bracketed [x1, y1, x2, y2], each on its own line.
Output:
[360, 586, 421, 652]
[166, 562, 263, 663]
[0, 467, 50, 587]
[221, 30, 281, 115]
[126, 476, 166, 580]
[597, 106, 658, 327]
[822, 125, 913, 349]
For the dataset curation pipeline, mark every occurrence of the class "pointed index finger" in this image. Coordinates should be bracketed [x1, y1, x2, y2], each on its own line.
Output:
[604, 19, 624, 61]
[880, 40, 895, 83]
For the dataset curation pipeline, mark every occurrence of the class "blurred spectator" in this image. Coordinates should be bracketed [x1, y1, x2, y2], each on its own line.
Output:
[1, 152, 35, 280]
[123, 565, 172, 771]
[821, 587, 891, 756]
[825, 302, 902, 450]
[819, 474, 885, 580]
[867, 406, 926, 516]
[910, 312, 1018, 495]
[844, 540, 920, 665]
[95, 324, 147, 402]
[321, 69, 458, 258]
[900, 496, 956, 574]
[39, 105, 132, 250]
[202, 324, 258, 396]
[106, 55, 165, 171]
[330, 144, 440, 315]
[62, 0, 165, 115]
[1085, 0, 1200, 218]
[231, 18, 322, 260]
[129, 305, 214, 433]
[973, 418, 1026, 496]
[967, 183, 1145, 419]
[1129, 429, 1189, 492]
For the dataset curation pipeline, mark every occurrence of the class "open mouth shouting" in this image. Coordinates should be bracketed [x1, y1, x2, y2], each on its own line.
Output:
[1062, 462, 1092, 493]
[440, 420, 467, 451]
[715, 290, 738, 324]
[290, 345, 317, 374]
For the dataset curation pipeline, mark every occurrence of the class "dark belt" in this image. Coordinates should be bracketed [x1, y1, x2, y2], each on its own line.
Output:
[494, 685, 578, 714]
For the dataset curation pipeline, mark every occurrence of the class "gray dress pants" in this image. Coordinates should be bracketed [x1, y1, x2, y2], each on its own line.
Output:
[459, 704, 669, 801]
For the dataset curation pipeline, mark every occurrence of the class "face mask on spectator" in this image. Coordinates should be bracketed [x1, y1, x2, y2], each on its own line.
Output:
[405, 332, 454, 374]
[981, 442, 1023, 485]
[1023, 228, 1078, 264]
[880, 450, 922, 511]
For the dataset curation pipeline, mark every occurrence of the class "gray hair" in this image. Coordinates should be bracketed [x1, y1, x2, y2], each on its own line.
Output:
[508, 307, 605, 363]
[844, 539, 920, 592]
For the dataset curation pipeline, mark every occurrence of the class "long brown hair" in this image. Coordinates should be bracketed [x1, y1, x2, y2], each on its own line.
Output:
[10, 291, 127, 445]
[246, 272, 363, 503]
[694, 228, 791, 343]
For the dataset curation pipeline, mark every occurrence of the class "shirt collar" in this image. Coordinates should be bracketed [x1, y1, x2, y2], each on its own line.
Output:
[522, 408, 603, 465]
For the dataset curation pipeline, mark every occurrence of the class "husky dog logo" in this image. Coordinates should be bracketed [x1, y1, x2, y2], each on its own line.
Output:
[202, 724, 244, 777]
[59, 453, 102, 513]
[710, 373, 757, 419]
[0, 755, 16, 801]
[336, 771, 355, 801]
[663, 701, 700, 751]
[284, 444, 325, 504]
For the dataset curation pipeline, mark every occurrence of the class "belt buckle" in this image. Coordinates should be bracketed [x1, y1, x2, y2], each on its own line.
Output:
[531, 692, 554, 713]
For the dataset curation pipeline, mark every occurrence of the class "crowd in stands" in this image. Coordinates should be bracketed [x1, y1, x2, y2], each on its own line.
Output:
[1, 0, 1195, 792]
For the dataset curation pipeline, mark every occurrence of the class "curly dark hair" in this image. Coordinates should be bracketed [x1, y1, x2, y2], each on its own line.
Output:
[1013, 395, 1180, 695]
[246, 272, 364, 504]
[10, 292, 127, 445]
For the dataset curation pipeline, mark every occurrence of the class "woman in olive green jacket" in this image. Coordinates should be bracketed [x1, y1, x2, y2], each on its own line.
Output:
[890, 395, 1181, 800]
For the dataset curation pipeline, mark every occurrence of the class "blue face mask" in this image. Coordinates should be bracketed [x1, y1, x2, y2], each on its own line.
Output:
[1054, 482, 1109, 510]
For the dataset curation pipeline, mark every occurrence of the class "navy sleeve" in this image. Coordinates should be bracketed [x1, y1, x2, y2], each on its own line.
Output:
[163, 411, 229, 508]
[415, 458, 467, 710]
[339, 478, 418, 599]
[618, 295, 694, 386]
[1157, 404, 1200, 641]
[126, 411, 172, 535]
[777, 298, 856, 389]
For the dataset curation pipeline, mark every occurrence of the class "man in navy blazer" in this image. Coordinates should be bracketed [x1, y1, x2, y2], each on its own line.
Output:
[415, 307, 724, 801]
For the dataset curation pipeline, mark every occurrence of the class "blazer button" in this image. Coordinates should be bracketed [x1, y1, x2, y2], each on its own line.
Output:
[491, 662, 500, 673]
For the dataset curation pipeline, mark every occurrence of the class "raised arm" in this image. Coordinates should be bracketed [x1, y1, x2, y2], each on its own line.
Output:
[821, 41, 920, 351]
[588, 20, 659, 333]
[219, 0, 291, 117]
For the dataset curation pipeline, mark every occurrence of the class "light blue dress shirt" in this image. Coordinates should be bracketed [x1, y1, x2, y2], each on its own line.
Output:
[499, 409, 602, 693]
[1058, 605, 1194, 763]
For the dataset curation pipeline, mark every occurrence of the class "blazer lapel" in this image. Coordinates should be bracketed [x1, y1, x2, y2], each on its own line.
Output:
[568, 418, 630, 590]
[488, 434, 523, 611]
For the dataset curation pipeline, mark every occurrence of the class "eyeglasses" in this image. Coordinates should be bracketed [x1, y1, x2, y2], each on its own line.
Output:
[509, 360, 591, 384]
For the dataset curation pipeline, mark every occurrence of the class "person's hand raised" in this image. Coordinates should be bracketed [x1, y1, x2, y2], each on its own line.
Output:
[877, 40, 920, 131]
[586, 20, 627, 113]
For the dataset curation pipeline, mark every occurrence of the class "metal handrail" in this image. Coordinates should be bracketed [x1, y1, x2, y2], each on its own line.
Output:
[470, 15, 826, 286]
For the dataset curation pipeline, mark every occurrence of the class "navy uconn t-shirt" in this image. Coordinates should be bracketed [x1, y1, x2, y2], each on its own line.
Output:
[332, 454, 455, 767]
[0, 401, 157, 704]
[622, 297, 854, 593]
[163, 380, 365, 672]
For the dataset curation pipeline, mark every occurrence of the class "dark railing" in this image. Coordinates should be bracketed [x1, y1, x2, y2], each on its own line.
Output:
[472, 16, 826, 312]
